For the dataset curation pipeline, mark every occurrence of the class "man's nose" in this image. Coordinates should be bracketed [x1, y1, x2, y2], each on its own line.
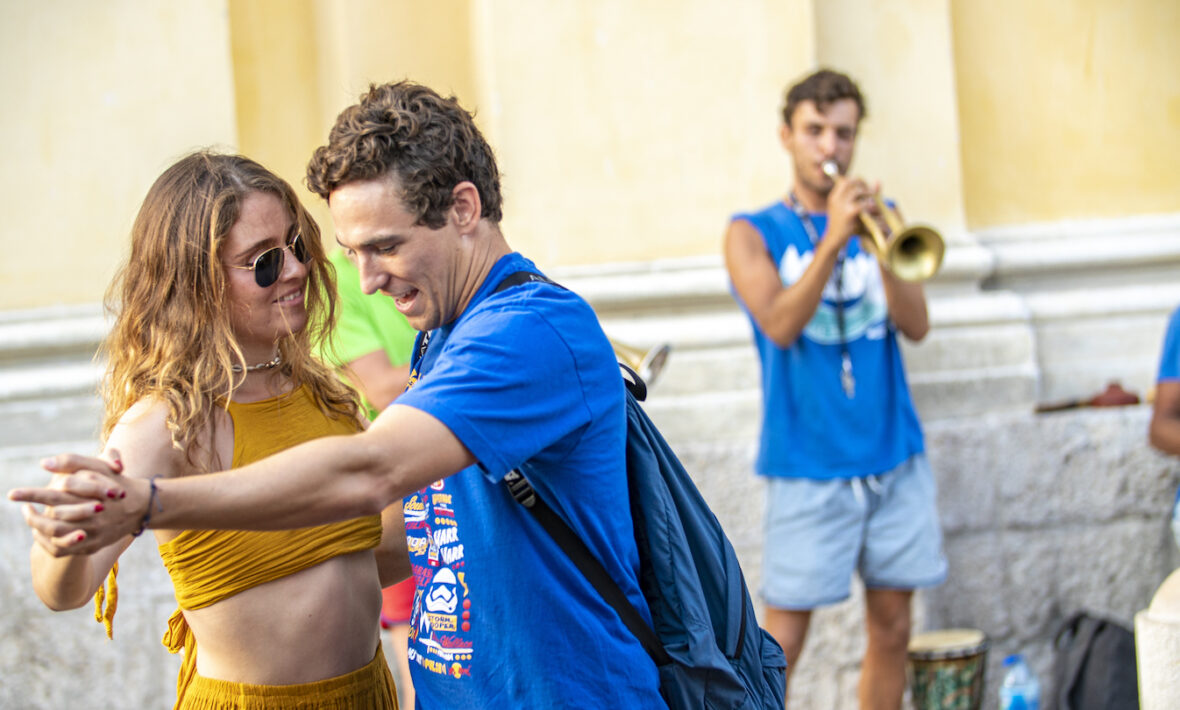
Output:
[357, 255, 385, 295]
[818, 129, 838, 156]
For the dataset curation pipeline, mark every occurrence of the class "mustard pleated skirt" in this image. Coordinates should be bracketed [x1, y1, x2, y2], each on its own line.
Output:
[178, 645, 398, 710]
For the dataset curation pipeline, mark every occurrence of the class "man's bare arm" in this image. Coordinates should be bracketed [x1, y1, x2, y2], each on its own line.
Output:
[879, 268, 930, 342]
[876, 203, 930, 342]
[724, 178, 870, 348]
[725, 218, 841, 348]
[1150, 380, 1180, 456]
[376, 502, 412, 588]
[10, 403, 474, 555]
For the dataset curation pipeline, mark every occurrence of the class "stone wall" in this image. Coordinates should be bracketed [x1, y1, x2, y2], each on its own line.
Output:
[636, 344, 1179, 708]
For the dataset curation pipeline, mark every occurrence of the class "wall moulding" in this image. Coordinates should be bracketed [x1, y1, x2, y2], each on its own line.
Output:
[977, 212, 1180, 289]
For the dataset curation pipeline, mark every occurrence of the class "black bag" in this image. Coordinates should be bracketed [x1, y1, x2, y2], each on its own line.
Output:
[1047, 611, 1139, 710]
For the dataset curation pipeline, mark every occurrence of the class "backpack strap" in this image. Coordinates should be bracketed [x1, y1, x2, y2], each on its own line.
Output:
[492, 270, 558, 292]
[493, 269, 669, 665]
[415, 270, 562, 360]
[505, 469, 671, 665]
[491, 270, 648, 401]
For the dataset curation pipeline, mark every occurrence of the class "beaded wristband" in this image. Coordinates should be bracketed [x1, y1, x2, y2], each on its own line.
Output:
[130, 477, 162, 537]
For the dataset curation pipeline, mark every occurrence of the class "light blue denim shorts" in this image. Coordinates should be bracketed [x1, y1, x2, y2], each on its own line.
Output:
[762, 452, 948, 610]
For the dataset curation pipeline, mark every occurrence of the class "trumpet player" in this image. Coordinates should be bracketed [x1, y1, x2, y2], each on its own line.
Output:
[723, 68, 947, 710]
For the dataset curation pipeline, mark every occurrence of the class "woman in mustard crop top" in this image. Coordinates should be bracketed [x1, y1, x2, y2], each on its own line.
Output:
[20, 152, 407, 709]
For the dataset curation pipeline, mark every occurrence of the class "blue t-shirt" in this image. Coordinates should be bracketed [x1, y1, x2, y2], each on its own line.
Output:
[732, 201, 924, 479]
[1159, 306, 1180, 382]
[395, 253, 663, 708]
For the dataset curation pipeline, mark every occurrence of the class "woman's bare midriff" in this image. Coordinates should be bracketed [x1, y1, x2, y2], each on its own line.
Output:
[179, 548, 383, 685]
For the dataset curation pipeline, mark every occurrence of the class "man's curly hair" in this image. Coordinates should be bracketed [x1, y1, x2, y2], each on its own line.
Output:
[306, 81, 503, 228]
[782, 68, 866, 127]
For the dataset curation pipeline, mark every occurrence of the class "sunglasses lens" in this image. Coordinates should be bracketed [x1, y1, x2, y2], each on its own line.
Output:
[253, 248, 283, 288]
[292, 233, 311, 264]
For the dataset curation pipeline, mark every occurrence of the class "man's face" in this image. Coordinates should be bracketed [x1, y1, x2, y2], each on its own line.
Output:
[780, 98, 861, 197]
[330, 176, 467, 332]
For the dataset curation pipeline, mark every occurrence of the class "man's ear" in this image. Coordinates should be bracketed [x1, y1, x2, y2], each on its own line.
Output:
[451, 182, 482, 231]
[778, 122, 793, 151]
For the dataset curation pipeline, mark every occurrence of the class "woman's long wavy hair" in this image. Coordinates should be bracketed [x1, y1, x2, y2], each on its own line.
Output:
[100, 151, 359, 471]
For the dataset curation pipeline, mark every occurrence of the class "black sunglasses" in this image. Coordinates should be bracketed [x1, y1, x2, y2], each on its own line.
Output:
[227, 233, 312, 288]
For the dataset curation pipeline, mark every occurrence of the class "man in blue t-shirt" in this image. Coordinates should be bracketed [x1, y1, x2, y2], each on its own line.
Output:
[23, 82, 664, 708]
[1149, 306, 1180, 547]
[724, 68, 946, 709]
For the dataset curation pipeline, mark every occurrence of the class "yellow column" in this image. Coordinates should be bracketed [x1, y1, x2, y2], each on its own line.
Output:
[814, 0, 970, 245]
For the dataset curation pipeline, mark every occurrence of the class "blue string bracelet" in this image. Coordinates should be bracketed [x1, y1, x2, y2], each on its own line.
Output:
[131, 477, 162, 537]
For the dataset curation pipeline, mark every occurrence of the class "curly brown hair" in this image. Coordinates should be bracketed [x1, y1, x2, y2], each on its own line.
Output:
[101, 151, 359, 471]
[782, 69, 867, 127]
[306, 81, 502, 228]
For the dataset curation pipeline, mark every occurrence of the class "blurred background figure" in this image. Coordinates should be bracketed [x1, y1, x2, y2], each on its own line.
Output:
[317, 247, 418, 710]
[1150, 305, 1180, 547]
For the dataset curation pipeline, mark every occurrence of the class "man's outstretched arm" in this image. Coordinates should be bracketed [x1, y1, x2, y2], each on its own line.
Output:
[1150, 380, 1180, 456]
[9, 403, 474, 555]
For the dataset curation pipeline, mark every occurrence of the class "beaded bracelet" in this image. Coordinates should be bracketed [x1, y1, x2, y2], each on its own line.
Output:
[131, 477, 162, 537]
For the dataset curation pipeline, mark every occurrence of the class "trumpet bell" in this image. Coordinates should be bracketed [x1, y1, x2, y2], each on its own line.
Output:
[610, 339, 672, 387]
[887, 224, 944, 282]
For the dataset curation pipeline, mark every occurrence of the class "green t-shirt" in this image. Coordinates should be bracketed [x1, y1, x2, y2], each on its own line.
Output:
[319, 249, 417, 419]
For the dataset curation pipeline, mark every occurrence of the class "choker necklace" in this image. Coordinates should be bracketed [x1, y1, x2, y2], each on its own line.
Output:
[232, 352, 282, 374]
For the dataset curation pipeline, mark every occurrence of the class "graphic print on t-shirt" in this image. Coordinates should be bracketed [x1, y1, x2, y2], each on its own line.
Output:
[405, 478, 473, 680]
[779, 244, 888, 344]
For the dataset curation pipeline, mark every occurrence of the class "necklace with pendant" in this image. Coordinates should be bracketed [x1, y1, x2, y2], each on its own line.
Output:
[232, 352, 282, 374]
[788, 193, 855, 399]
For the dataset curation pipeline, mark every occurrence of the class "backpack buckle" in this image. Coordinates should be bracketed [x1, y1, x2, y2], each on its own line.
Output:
[504, 470, 536, 508]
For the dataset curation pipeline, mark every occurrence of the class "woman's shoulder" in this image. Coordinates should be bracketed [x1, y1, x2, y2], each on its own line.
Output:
[110, 396, 175, 440]
[109, 396, 220, 478]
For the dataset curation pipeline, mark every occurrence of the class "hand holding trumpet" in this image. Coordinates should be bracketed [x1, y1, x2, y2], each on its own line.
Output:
[821, 163, 883, 255]
[821, 160, 944, 282]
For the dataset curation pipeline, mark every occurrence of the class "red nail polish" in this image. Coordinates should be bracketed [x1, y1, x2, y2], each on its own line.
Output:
[94, 503, 104, 513]
[119, 490, 126, 499]
[75, 532, 86, 542]
[106, 489, 117, 499]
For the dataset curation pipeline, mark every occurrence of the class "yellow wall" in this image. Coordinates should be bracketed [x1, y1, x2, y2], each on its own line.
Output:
[0, 0, 238, 310]
[815, 0, 968, 242]
[952, 0, 1180, 227]
[477, 0, 813, 267]
[227, 0, 323, 228]
[231, 0, 814, 267]
[228, 0, 479, 243]
[4, 1, 1178, 311]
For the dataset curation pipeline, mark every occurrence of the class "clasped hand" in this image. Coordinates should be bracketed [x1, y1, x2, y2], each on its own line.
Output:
[8, 451, 147, 556]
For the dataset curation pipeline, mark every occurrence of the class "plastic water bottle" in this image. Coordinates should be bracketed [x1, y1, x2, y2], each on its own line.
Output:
[998, 653, 1041, 710]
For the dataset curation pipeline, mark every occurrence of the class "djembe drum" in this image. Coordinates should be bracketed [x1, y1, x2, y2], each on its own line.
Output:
[906, 628, 989, 710]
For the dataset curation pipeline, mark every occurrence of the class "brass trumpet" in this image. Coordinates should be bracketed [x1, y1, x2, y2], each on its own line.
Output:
[610, 338, 671, 387]
[821, 160, 944, 282]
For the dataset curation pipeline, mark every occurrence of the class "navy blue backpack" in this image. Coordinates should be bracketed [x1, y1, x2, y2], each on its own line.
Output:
[496, 272, 787, 709]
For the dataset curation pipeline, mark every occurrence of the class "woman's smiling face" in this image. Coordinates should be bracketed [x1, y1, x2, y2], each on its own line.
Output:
[222, 191, 309, 359]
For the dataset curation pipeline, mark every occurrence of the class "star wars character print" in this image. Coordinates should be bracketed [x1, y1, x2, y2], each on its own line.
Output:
[405, 479, 473, 680]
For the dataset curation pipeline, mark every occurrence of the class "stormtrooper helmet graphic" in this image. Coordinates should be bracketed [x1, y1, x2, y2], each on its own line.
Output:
[424, 567, 459, 614]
